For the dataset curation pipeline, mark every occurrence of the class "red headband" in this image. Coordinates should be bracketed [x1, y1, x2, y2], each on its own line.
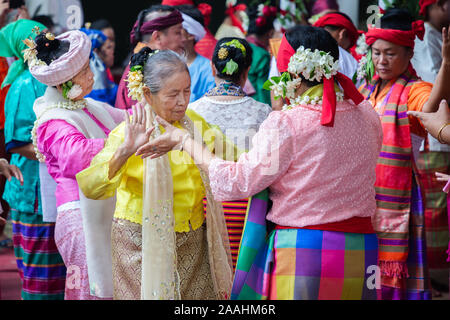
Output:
[365, 20, 425, 49]
[130, 10, 183, 45]
[276, 35, 364, 127]
[276, 34, 295, 73]
[226, 4, 247, 35]
[313, 13, 360, 48]
[419, 0, 437, 16]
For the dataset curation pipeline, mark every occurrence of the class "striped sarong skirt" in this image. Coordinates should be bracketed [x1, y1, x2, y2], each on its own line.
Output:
[380, 179, 432, 300]
[239, 228, 380, 300]
[204, 198, 248, 270]
[416, 151, 450, 270]
[11, 209, 66, 300]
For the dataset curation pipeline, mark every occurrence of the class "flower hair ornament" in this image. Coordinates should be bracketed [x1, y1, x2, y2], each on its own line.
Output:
[263, 45, 340, 102]
[353, 33, 375, 84]
[22, 27, 48, 68]
[126, 47, 159, 101]
[219, 39, 246, 76]
[264, 35, 364, 127]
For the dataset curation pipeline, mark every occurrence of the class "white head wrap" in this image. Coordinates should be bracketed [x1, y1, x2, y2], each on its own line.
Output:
[181, 13, 206, 42]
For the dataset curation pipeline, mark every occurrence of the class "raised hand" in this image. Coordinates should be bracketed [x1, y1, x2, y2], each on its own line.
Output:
[136, 116, 188, 159]
[121, 104, 154, 157]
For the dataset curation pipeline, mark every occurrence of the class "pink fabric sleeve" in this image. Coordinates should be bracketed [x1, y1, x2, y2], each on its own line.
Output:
[208, 111, 296, 201]
[37, 120, 106, 177]
[97, 101, 126, 124]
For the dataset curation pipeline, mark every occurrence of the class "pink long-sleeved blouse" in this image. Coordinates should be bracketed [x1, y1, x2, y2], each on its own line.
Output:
[37, 107, 124, 207]
[209, 100, 383, 228]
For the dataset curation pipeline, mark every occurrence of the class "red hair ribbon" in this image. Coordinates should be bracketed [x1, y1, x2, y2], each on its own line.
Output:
[313, 13, 360, 49]
[419, 0, 437, 17]
[322, 73, 364, 127]
[276, 34, 364, 127]
[365, 20, 425, 49]
[226, 3, 247, 35]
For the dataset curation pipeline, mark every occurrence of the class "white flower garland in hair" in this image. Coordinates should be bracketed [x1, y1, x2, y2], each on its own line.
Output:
[355, 34, 369, 56]
[287, 46, 340, 83]
[126, 68, 145, 102]
[126, 50, 159, 102]
[32, 99, 88, 162]
[356, 55, 369, 81]
[263, 46, 340, 105]
[282, 91, 345, 111]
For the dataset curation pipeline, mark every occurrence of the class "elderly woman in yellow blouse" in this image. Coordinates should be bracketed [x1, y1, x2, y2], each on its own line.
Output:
[76, 48, 235, 300]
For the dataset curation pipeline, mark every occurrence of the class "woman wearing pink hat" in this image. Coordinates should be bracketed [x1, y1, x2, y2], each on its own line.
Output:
[27, 30, 125, 300]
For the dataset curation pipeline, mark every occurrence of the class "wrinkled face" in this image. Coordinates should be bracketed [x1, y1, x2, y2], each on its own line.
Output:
[146, 70, 191, 123]
[71, 60, 94, 99]
[98, 38, 115, 68]
[371, 39, 413, 81]
[158, 23, 184, 54]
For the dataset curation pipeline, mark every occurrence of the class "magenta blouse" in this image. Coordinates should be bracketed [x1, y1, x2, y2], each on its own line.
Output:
[36, 108, 124, 208]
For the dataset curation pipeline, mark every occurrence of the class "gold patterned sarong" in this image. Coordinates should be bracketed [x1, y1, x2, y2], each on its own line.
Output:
[111, 218, 215, 300]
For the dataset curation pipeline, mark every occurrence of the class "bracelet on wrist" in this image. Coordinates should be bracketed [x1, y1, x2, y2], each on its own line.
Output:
[179, 133, 190, 152]
[437, 123, 450, 144]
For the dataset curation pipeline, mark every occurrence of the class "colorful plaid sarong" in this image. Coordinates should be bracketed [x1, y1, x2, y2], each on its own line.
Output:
[11, 210, 66, 300]
[231, 190, 379, 300]
[416, 151, 450, 270]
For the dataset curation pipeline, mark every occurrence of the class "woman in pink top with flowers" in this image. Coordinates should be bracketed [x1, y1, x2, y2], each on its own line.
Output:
[138, 26, 383, 300]
[27, 30, 124, 300]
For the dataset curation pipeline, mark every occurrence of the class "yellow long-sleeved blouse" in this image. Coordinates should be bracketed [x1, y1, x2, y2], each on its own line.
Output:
[76, 109, 238, 233]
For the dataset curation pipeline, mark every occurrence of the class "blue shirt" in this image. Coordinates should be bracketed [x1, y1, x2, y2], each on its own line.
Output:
[3, 70, 46, 214]
[188, 54, 216, 103]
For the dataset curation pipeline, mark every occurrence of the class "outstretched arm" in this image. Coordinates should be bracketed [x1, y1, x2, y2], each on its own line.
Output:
[422, 27, 450, 113]
[408, 99, 450, 144]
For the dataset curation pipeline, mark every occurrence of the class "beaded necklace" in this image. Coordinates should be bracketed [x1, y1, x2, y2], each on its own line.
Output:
[205, 81, 247, 97]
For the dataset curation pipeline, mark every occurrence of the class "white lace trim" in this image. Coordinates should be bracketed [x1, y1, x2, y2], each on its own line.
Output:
[202, 96, 251, 105]
[57, 201, 81, 213]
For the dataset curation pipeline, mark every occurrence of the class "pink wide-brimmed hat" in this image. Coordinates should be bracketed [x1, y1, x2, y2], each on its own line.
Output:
[30, 30, 91, 86]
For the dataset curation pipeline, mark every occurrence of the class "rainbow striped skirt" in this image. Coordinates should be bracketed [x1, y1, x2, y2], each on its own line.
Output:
[11, 210, 66, 300]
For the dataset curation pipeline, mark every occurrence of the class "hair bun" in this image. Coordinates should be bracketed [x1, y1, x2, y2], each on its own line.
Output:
[130, 46, 157, 70]
[35, 32, 70, 65]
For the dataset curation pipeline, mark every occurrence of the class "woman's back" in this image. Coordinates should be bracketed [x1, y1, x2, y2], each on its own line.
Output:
[189, 96, 272, 151]
[209, 99, 383, 227]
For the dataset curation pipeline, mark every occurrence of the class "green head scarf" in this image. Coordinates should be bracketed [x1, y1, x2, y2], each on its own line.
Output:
[0, 19, 47, 89]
